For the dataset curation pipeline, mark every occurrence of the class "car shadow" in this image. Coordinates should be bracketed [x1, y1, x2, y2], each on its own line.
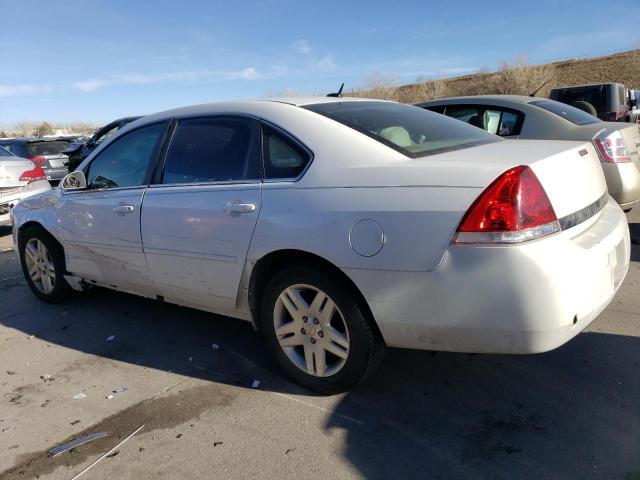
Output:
[629, 222, 640, 262]
[1, 226, 640, 479]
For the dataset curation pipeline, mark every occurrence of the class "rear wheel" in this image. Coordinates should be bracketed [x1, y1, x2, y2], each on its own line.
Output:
[261, 266, 384, 394]
[19, 226, 74, 303]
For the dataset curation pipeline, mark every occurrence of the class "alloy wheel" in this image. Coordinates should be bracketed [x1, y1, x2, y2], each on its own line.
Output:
[273, 284, 350, 377]
[24, 238, 56, 294]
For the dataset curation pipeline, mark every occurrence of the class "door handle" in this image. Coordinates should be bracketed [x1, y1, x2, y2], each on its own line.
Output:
[112, 205, 135, 215]
[222, 202, 256, 214]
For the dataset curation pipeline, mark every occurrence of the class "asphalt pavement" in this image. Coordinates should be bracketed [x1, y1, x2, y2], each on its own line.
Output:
[0, 209, 639, 480]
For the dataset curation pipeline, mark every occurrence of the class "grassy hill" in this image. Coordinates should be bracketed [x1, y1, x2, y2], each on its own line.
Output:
[358, 49, 640, 103]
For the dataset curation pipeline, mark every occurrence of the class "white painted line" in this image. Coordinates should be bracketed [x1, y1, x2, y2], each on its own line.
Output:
[272, 391, 364, 426]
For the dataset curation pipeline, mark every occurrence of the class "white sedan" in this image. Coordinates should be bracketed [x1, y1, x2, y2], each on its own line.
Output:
[1, 146, 51, 227]
[11, 98, 630, 393]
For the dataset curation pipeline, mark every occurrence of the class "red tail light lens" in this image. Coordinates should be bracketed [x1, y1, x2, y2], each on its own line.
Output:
[19, 166, 46, 183]
[28, 156, 47, 167]
[454, 165, 559, 244]
[593, 130, 631, 163]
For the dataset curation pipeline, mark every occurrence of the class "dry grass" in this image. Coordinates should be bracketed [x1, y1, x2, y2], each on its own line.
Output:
[363, 49, 640, 104]
[0, 121, 98, 138]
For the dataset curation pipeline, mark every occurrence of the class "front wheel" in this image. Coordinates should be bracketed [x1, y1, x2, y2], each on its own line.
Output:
[261, 267, 384, 394]
[19, 226, 74, 303]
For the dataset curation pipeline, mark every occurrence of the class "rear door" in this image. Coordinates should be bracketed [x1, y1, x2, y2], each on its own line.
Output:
[141, 116, 262, 314]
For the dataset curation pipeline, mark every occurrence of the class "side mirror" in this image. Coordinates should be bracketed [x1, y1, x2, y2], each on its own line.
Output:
[61, 171, 87, 191]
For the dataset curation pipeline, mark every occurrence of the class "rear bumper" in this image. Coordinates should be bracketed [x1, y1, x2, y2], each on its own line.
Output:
[0, 180, 51, 226]
[602, 161, 640, 207]
[44, 167, 68, 181]
[345, 197, 630, 353]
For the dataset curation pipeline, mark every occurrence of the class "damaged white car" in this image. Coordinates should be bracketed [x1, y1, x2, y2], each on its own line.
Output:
[11, 98, 630, 393]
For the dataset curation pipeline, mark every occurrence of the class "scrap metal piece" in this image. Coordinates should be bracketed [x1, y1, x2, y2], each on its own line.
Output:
[71, 425, 144, 480]
[48, 432, 108, 457]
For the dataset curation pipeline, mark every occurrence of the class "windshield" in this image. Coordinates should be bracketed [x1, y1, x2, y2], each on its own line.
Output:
[25, 141, 72, 156]
[303, 101, 500, 158]
[529, 99, 601, 125]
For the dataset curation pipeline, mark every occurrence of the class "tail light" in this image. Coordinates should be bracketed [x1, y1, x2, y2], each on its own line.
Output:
[19, 166, 46, 183]
[454, 165, 559, 245]
[28, 156, 47, 167]
[593, 130, 630, 163]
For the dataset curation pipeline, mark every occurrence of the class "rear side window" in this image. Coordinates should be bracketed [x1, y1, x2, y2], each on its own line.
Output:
[86, 122, 167, 189]
[530, 99, 601, 125]
[25, 141, 71, 156]
[162, 116, 260, 184]
[304, 101, 499, 158]
[551, 86, 607, 112]
[262, 124, 311, 179]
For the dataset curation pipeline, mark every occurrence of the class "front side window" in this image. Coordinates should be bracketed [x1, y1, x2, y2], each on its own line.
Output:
[86, 122, 167, 189]
[162, 117, 260, 184]
[262, 124, 310, 179]
[304, 101, 499, 158]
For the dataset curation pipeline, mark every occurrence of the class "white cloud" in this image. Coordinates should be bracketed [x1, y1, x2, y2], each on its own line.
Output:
[290, 39, 311, 55]
[314, 54, 336, 72]
[72, 79, 109, 93]
[238, 67, 260, 80]
[0, 83, 53, 97]
[71, 67, 263, 93]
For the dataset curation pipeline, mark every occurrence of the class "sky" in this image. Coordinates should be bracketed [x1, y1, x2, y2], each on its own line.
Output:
[1, 0, 639, 124]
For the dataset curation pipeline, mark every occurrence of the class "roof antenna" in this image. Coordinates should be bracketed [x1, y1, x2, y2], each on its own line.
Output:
[327, 83, 344, 98]
[529, 79, 550, 97]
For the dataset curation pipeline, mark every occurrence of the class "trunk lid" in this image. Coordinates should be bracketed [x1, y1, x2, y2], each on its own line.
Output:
[0, 157, 33, 188]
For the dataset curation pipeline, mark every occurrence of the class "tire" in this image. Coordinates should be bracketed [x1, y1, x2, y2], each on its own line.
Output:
[571, 100, 598, 117]
[19, 225, 74, 303]
[261, 266, 385, 394]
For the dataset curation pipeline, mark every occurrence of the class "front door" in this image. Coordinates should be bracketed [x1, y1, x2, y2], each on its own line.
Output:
[60, 121, 168, 295]
[141, 116, 262, 314]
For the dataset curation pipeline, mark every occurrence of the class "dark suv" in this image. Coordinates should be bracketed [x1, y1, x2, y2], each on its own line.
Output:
[549, 83, 629, 122]
[0, 138, 72, 183]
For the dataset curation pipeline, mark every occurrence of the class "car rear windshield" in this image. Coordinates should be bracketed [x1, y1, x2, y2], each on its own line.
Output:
[0, 146, 14, 157]
[303, 101, 500, 158]
[24, 141, 72, 156]
[529, 100, 601, 125]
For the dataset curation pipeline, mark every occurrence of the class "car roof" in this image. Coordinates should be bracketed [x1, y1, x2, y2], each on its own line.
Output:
[416, 95, 545, 107]
[137, 97, 391, 124]
[0, 137, 70, 144]
[550, 83, 623, 89]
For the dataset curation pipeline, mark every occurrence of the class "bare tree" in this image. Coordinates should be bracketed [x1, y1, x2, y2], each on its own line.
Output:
[352, 72, 399, 101]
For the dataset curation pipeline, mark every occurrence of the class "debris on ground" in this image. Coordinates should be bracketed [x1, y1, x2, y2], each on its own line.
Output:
[48, 432, 109, 457]
[70, 425, 144, 480]
[73, 392, 87, 400]
[251, 380, 261, 389]
[176, 433, 182, 439]
[105, 394, 114, 399]
[105, 335, 115, 341]
[6, 370, 16, 375]
[214, 441, 223, 447]
[71, 420, 81, 425]
[111, 387, 128, 394]
[211, 344, 219, 350]
[105, 450, 119, 458]
[188, 356, 193, 362]
[40, 374, 54, 382]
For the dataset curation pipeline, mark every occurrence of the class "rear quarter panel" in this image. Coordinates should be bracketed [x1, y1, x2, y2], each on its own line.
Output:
[247, 183, 480, 272]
